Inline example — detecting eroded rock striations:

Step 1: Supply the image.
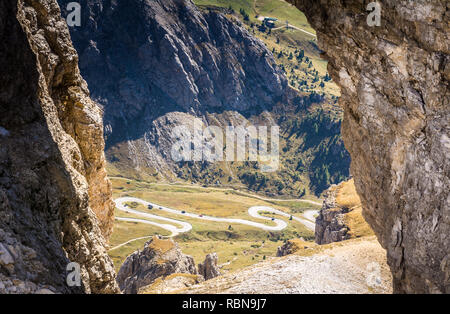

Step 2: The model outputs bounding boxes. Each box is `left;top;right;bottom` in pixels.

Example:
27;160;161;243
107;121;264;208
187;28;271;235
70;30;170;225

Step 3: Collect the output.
0;0;117;293
288;0;449;293
116;237;198;294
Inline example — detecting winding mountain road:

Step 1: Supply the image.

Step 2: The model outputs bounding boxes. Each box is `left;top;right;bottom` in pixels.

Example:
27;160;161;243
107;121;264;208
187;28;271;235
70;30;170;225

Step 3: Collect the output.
111;196;319;250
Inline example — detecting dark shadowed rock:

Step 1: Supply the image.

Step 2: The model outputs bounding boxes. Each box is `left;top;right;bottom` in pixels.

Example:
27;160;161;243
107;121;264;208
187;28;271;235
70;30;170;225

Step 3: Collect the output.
58;0;287;144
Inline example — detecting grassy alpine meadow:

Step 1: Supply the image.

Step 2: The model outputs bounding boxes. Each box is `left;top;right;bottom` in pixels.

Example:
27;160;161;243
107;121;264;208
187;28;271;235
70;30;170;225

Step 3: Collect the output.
194;0;314;33
108;177;318;272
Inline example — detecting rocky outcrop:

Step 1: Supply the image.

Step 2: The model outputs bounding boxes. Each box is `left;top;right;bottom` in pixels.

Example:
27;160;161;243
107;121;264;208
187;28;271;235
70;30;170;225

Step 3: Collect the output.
288;0;449;293
277;238;314;257
0;0;118;293
315;185;351;245
116;237;197;294
198;253;220;280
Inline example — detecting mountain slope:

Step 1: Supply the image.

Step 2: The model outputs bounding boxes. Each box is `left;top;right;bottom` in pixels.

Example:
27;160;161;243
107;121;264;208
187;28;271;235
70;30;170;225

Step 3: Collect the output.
60;0;287;140
287;0;449;293
59;0;350;196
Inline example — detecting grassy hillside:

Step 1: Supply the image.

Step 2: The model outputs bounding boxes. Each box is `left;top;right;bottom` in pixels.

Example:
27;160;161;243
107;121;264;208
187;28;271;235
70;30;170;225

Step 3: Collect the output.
254;0;314;32
107;0;349;198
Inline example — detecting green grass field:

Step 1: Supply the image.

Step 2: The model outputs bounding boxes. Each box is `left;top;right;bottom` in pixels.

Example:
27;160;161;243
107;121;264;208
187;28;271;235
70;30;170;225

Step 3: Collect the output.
194;0;339;97
194;0;254;15
108;177;318;272
194;0;314;33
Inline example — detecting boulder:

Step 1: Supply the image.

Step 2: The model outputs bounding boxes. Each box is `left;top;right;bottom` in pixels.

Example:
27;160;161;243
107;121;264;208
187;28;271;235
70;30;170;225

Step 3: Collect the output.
116;237;197;294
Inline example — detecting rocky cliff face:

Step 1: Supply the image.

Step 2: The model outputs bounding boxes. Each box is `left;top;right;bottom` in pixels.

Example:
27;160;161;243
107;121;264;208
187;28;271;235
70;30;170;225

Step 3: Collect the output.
57;0;350;196
116;237;197;294
288;0;449;293
0;0;117;293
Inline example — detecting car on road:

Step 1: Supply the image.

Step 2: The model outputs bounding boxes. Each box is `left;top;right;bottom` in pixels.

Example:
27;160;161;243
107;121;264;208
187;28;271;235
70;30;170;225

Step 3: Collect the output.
181;210;186;214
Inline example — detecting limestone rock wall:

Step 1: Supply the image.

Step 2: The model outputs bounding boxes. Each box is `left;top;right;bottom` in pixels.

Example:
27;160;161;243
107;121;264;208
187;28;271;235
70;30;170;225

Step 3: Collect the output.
0;0;117;293
287;0;449;293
